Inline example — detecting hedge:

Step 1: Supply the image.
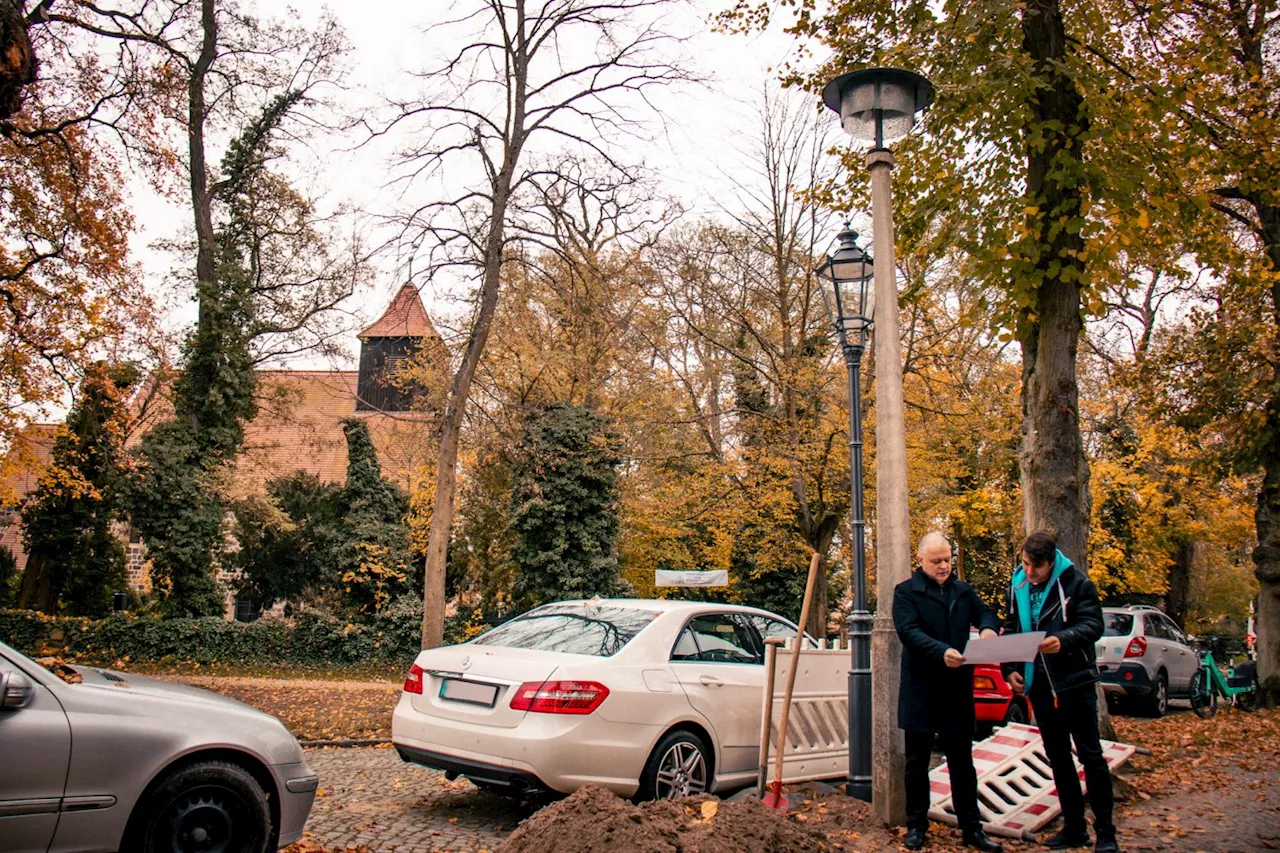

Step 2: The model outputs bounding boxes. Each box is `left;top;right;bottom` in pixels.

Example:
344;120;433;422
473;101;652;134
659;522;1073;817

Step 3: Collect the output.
0;603;428;667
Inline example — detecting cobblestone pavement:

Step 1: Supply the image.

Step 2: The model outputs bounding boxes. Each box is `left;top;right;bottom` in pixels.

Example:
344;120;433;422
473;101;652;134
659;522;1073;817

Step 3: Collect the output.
302;747;536;852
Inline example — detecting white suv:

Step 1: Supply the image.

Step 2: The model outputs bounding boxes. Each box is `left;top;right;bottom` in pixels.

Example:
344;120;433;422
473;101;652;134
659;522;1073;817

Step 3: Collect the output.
1096;605;1199;717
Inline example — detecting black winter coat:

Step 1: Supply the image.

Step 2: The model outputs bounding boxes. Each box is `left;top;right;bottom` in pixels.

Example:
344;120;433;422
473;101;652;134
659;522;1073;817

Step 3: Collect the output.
893;570;1002;733
999;565;1104;696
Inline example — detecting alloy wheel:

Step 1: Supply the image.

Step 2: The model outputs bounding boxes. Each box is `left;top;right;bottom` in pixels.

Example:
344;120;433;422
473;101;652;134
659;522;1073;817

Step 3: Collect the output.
654;741;708;799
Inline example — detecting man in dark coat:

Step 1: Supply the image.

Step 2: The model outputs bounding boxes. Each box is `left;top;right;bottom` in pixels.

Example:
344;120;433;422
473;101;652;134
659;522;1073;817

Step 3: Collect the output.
1001;530;1117;853
893;531;1003;852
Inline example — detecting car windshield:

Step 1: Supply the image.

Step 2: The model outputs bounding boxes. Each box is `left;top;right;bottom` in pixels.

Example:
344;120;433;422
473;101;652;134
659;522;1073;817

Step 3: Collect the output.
472;604;660;657
1103;613;1134;637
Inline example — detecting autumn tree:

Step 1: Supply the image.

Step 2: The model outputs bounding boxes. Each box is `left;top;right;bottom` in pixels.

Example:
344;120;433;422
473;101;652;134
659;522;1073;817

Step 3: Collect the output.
1133;0;1277;705
62;0;358;616
718;0;1205;578
444;159;666;620
129;81;345;615
636;90;851;635
17;362;136;616
509;402;625;607
895;255;1024;610
334;417;414;614
376;0;693;648
229;470;343;611
0;10;157;451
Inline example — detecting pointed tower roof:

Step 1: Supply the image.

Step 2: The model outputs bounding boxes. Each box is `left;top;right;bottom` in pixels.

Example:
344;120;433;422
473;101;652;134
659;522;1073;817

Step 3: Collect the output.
358;283;438;340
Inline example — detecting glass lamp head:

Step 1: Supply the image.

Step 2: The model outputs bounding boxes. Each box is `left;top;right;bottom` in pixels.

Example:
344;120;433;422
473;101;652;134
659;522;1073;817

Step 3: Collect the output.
822;68;934;148
817;226;874;341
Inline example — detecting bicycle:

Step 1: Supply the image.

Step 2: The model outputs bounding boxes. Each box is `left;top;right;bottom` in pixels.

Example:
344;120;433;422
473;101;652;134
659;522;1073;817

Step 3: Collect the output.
1189;651;1258;717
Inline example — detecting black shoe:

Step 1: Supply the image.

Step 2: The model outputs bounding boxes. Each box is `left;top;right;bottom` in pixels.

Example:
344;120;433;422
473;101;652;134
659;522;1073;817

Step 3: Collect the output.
904;826;927;850
1094;833;1119;853
963;828;1005;852
1043;828;1091;849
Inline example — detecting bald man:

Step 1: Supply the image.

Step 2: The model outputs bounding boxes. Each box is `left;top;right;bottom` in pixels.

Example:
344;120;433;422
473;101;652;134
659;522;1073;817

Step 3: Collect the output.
893;532;1003;852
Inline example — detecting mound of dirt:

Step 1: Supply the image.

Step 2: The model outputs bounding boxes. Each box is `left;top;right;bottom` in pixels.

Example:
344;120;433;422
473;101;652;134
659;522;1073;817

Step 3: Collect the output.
495;786;831;853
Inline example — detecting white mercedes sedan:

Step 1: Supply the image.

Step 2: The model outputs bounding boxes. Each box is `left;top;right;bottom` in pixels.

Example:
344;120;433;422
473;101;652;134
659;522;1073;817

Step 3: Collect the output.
391;598;811;801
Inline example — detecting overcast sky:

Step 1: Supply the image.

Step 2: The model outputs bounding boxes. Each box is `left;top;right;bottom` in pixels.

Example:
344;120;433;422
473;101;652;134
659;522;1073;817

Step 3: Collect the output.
127;1;831;369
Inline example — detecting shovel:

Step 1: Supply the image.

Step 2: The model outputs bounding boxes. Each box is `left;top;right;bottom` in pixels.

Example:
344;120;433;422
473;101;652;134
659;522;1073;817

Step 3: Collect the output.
762;550;821;814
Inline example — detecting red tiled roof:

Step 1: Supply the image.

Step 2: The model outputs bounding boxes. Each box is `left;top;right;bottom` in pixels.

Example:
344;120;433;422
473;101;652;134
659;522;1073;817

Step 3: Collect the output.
358;283;439;340
0;422;60;506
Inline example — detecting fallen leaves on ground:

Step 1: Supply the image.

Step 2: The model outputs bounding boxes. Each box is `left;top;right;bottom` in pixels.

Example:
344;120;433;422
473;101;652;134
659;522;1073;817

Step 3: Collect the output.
165;675;399;741
1114;706;1280;794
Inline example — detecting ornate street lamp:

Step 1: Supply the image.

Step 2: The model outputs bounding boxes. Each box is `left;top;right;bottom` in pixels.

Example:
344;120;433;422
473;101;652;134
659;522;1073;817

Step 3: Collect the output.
816;225;874;803
822;66;933;823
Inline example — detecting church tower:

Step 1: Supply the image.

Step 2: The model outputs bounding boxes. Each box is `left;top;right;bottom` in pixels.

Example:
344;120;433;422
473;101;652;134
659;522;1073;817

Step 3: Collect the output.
355;284;437;413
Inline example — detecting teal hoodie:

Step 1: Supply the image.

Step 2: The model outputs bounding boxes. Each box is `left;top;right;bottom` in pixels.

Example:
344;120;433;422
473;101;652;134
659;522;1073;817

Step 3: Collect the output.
1011;549;1073;694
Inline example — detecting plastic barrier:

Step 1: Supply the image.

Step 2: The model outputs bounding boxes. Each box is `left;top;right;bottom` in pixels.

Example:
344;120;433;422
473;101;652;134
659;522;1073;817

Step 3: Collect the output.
928;722;1136;840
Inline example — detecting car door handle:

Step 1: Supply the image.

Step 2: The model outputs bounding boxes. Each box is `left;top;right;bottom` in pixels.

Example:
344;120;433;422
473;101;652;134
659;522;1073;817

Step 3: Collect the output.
699;675;724;687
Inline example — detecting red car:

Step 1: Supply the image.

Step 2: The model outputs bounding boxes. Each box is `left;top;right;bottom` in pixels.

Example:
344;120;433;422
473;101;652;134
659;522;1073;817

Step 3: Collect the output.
972;663;1028;738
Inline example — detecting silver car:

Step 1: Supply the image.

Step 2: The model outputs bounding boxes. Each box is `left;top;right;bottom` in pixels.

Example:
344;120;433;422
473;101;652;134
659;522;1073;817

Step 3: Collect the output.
1095;605;1199;717
0;640;317;852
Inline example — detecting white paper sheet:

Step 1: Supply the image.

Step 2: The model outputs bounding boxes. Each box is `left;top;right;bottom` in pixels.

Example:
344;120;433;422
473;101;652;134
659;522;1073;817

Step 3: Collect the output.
962;631;1047;664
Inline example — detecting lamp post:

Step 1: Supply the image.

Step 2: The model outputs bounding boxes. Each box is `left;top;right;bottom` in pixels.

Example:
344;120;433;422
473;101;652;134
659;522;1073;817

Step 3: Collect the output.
822;67;933;825
816;225;874;803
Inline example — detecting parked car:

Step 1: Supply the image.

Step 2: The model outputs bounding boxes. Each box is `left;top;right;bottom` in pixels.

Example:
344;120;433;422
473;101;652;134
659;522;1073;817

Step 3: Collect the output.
391;598;815;801
1096;604;1199;716
972;663;1028;738
0;640;317;853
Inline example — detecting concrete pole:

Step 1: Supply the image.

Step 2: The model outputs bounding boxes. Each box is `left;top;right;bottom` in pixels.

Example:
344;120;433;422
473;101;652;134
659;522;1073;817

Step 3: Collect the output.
867;147;911;827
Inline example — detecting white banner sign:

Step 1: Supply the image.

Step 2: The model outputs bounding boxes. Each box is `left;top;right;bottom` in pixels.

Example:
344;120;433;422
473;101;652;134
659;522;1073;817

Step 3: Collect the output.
655;570;729;587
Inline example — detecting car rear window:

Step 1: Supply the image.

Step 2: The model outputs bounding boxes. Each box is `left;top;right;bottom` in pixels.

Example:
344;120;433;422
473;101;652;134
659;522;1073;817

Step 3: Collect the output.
1103;613;1133;637
472;604;660;657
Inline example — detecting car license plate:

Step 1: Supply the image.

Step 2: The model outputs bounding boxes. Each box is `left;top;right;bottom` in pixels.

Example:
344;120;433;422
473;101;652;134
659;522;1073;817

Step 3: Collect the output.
439;678;499;708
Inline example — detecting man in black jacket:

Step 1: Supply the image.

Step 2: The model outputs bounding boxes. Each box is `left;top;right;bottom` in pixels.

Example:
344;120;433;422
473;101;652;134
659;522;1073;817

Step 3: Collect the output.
893;532;1003;852
1001;530;1117;853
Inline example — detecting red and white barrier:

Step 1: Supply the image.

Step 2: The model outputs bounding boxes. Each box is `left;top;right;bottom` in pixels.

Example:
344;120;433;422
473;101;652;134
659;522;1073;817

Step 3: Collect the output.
928;722;1137;840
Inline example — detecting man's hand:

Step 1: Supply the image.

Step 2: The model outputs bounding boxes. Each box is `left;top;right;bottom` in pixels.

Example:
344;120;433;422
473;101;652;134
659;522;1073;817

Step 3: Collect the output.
1038;635;1062;654
1007;671;1024;693
979;629;997;640
944;648;965;668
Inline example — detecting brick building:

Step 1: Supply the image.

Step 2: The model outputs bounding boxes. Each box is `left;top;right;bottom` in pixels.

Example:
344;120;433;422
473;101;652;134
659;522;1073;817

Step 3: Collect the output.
0;284;440;609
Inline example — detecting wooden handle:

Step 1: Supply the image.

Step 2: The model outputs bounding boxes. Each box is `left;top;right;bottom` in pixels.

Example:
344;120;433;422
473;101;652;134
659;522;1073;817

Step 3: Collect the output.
771;550;821;787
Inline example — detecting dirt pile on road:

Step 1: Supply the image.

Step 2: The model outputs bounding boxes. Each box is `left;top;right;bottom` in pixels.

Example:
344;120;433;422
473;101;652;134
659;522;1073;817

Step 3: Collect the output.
495;786;831;853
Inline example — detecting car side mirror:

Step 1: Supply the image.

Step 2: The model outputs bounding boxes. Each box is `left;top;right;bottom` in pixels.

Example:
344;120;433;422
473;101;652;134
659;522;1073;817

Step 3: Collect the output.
0;670;33;710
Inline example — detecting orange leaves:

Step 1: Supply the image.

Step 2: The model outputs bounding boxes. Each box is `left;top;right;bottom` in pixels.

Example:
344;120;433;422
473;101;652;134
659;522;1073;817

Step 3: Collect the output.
0;55;155;448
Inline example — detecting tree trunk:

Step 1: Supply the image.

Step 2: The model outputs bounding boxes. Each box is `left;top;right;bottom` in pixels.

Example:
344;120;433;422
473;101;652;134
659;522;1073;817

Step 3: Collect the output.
421;162;520;649
1018;0;1090;564
16;549;57;613
1251;199;1280;707
187;0;217;436
1020;0;1115;735
0;0;37;120
1165;538;1194;629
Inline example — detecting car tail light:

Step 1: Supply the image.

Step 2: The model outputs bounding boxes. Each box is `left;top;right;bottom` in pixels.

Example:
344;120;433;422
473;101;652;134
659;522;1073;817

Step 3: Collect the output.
510;680;610;714
403;663;425;694
1124;637;1147;658
973;675;997;691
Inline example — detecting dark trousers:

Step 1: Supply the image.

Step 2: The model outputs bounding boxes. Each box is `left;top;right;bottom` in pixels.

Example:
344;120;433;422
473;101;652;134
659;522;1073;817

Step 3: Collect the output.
1028;682;1115;836
904;728;981;832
